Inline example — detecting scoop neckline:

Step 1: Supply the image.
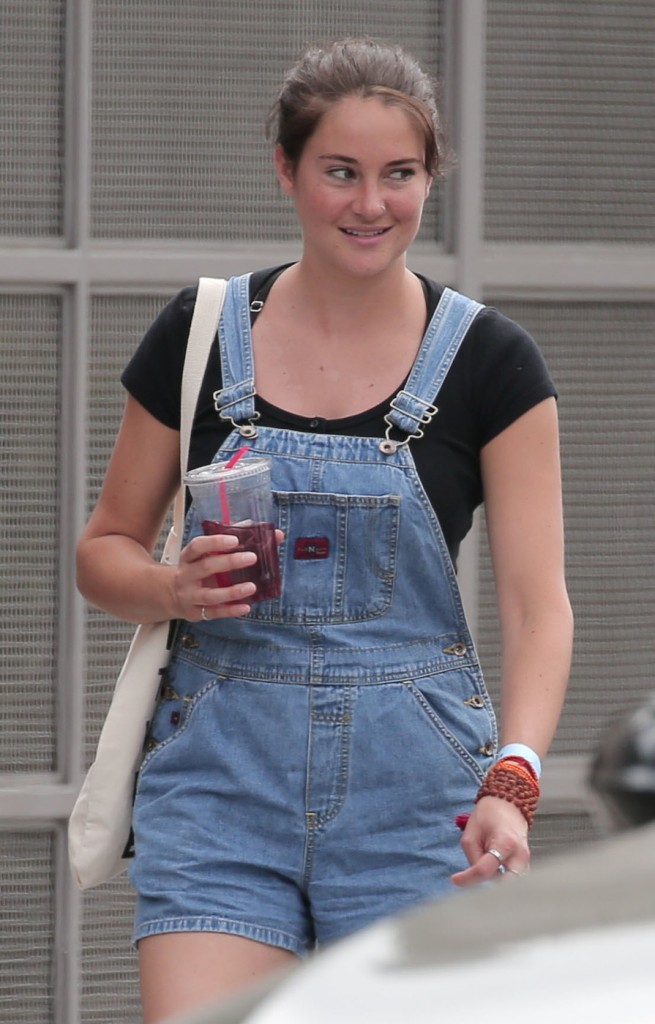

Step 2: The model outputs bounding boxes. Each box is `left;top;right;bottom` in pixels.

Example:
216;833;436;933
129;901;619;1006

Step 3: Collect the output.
254;392;398;430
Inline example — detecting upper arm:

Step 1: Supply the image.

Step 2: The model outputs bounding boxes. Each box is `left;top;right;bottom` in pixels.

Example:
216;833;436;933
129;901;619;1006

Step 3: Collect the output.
80;395;181;556
481;397;567;616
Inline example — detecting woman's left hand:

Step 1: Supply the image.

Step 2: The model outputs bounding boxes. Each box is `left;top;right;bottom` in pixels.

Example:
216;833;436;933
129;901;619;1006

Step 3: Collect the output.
451;796;530;886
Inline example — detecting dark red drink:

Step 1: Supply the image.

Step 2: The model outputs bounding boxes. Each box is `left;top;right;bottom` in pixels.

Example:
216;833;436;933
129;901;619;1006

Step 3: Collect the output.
201;520;281;602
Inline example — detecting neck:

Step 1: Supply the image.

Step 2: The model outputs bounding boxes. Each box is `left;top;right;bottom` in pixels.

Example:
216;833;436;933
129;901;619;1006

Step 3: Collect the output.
284;258;419;333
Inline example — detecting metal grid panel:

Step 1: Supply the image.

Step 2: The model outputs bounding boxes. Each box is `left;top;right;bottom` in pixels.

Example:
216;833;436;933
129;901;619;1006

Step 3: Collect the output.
530;810;600;861
477;300;655;754
90;0;442;242
0;831;55;1023
81;876;140;1024
0;294;60;772
485;1;655;242
0;1;65;238
84;294;170;765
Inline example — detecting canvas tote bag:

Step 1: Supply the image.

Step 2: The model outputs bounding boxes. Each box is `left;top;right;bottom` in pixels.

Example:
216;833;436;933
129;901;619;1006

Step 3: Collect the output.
68;277;227;890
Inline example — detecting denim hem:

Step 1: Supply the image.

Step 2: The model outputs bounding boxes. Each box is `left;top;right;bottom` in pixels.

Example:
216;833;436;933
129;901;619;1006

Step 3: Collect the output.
132;915;307;957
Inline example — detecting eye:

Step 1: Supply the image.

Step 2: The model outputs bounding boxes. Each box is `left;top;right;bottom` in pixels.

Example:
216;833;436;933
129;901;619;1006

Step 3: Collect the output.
327;166;357;181
388;167;417;182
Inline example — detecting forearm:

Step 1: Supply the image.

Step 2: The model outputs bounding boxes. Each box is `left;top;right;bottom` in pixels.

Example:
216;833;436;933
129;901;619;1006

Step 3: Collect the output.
497;595;574;760
76;534;179;624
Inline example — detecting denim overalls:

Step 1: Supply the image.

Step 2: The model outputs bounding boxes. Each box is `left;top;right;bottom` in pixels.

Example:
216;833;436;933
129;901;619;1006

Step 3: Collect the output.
130;275;497;955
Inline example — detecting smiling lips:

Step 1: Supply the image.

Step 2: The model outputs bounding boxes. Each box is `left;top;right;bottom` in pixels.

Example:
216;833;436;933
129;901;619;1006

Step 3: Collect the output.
341;226;391;238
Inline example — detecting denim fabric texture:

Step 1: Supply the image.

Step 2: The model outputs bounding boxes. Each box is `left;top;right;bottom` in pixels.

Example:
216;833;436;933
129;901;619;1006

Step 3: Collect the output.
130;276;496;955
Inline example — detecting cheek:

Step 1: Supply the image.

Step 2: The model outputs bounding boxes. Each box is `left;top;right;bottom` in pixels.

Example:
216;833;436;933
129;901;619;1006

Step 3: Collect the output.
394;191;427;223
301;187;345;222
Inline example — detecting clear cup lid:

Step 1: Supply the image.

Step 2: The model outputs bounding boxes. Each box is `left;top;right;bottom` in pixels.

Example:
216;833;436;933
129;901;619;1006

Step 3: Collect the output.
184;457;271;485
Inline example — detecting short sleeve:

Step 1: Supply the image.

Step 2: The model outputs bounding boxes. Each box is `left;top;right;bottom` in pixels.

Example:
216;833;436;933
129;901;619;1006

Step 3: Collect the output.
121;285;198;430
469;306;557;447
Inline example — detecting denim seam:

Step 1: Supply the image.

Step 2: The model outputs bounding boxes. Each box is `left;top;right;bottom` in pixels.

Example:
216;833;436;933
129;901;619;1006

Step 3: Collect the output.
133;914;306;956
404;681;490;781
137;675;222;777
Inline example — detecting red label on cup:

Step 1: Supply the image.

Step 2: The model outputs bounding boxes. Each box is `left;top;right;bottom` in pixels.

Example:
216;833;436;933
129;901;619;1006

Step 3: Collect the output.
294;537;330;560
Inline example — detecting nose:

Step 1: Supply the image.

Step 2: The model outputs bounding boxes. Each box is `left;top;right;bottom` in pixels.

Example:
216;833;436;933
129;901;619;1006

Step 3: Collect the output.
351;181;386;220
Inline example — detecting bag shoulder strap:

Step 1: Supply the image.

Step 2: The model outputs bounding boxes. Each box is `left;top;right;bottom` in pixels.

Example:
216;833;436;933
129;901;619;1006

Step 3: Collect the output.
167;277;227;563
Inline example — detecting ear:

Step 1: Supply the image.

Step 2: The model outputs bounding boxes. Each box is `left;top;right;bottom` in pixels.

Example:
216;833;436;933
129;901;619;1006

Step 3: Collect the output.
274;144;295;196
424;175;433;200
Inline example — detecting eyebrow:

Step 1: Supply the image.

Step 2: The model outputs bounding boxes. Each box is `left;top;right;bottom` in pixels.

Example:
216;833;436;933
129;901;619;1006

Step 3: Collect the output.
318;154;423;167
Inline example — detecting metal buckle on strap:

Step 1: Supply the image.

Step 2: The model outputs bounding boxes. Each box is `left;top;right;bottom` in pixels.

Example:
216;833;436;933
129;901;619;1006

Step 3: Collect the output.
379;394;439;455
379;423;410;456
389;390;439;428
220;412;260;438
213;385;260;438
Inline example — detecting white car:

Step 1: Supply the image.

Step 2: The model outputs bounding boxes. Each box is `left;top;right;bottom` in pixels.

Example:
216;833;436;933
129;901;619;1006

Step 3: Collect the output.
176;821;655;1024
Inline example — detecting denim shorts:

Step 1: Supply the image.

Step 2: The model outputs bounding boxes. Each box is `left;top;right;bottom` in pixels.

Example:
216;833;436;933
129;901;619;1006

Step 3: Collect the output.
129;639;491;956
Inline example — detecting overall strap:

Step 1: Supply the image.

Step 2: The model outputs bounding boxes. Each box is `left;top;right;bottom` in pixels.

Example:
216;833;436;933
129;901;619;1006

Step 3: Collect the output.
380;287;484;455
213;273;260;438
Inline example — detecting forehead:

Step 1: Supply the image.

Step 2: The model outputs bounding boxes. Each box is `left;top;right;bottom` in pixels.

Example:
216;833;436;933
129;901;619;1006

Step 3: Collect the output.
307;95;425;158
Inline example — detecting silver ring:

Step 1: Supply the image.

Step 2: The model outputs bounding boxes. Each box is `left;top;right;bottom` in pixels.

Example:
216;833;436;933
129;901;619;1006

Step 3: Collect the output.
200;606;209;621
486;848;504;864
497;863;507;875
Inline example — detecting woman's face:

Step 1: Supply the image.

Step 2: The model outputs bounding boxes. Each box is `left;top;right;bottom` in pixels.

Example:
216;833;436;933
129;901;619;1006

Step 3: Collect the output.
275;96;432;280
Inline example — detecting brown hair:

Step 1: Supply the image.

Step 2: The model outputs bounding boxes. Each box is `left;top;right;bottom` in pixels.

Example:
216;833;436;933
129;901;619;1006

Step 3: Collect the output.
267;39;450;177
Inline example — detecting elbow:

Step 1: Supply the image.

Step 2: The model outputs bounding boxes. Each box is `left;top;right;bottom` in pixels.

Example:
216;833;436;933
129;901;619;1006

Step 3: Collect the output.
75;535;99;602
75;540;90;599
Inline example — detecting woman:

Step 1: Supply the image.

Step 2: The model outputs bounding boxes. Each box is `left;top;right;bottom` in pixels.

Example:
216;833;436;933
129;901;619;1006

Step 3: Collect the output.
77;39;573;1023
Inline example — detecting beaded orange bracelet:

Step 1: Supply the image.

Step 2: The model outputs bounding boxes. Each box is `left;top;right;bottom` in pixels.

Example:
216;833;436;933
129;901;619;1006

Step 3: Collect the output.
496;759;539;792
475;758;540;829
501;754;540;785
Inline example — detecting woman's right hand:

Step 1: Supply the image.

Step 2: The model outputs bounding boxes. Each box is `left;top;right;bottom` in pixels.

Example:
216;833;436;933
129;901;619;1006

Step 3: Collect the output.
174;528;285;621
174;533;258;620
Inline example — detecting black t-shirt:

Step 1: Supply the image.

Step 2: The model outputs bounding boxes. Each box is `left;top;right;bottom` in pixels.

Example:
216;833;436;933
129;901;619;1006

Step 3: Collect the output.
122;266;556;564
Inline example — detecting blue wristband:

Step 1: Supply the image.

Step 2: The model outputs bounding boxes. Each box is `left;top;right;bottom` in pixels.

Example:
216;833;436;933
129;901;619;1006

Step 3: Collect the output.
497;743;542;779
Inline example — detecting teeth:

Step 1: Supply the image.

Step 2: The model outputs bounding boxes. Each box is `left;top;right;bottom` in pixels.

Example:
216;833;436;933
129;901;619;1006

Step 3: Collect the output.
343;228;386;237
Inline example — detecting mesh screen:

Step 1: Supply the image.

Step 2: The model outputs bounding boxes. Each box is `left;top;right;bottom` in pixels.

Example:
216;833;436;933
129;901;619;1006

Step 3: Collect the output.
0;2;65;238
0;831;55;1023
530;810;600;861
485;1;655;242
84;294;170;765
81;875;140;1024
91;0;442;242
476;300;655;755
0;294;60;772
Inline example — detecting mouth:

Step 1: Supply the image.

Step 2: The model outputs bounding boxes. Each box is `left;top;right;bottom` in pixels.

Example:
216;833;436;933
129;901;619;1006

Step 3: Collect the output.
340;227;391;238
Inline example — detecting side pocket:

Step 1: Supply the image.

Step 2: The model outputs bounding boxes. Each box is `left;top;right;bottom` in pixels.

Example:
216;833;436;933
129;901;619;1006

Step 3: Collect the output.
139;659;221;772
404;670;497;781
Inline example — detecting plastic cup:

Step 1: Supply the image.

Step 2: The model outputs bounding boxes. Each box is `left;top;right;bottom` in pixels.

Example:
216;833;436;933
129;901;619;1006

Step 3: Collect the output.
184;457;281;602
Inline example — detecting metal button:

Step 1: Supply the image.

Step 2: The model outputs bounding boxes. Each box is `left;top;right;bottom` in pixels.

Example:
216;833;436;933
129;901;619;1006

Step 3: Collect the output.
443;642;468;657
464;695;485;709
180;633;199;649
479;741;495;757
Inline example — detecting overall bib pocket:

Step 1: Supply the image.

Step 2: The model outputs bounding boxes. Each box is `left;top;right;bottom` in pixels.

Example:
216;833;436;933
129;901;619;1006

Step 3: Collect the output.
248;490;401;624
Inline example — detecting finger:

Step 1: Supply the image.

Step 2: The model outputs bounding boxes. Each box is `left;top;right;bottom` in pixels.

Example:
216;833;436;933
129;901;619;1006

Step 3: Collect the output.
181;533;240;562
198;581;257;619
451;850;507;888
200;549;258;579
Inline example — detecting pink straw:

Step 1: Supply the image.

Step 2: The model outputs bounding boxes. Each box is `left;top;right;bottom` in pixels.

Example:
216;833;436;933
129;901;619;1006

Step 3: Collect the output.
219;445;250;523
